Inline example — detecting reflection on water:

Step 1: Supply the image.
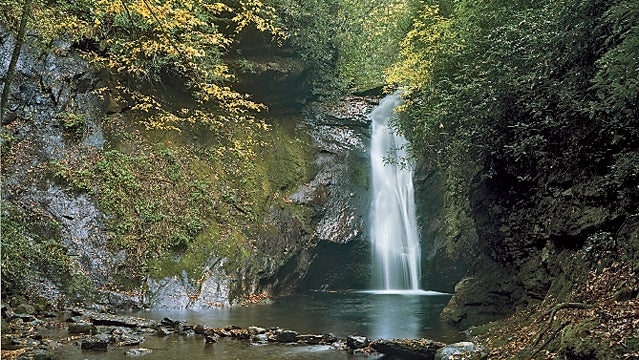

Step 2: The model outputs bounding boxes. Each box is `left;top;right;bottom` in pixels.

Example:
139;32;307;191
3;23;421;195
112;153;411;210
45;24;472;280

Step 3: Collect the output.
53;291;461;359
132;291;460;341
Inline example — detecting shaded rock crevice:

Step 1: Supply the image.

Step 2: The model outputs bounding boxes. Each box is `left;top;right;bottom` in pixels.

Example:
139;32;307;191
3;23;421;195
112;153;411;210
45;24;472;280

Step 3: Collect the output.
293;96;380;291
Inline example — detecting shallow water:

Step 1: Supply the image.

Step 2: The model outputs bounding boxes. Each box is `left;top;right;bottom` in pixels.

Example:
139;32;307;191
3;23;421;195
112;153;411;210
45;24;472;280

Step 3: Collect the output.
54;337;359;360
53;291;461;359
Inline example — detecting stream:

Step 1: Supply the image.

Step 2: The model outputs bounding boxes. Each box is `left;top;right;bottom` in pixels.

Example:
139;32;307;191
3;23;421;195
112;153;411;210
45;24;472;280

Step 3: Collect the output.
51;291;461;359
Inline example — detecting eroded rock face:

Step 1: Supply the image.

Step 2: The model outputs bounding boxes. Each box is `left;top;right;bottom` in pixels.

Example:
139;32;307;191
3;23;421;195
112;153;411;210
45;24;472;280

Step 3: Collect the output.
293;97;375;244
293;96;380;290
2;25;300;309
230;27;309;110
1;25;120;304
2;22;379;308
433;120;639;329
145;266;233;309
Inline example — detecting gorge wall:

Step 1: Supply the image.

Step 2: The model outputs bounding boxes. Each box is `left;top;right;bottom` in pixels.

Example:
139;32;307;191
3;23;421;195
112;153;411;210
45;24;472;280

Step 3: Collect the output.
0;24;374;310
415;112;639;330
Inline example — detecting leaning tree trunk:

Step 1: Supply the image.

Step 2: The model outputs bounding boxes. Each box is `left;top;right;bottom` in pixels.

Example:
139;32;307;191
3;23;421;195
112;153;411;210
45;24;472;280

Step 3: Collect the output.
1;0;32;124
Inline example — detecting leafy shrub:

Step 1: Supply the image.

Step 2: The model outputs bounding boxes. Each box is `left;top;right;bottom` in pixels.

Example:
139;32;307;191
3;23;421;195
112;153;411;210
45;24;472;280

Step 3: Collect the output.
0;201;91;301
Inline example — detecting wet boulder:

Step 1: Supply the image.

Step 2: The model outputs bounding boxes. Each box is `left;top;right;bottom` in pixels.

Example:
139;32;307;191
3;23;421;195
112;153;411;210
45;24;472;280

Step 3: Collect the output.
205;334;220;343
157;327;173;336
251;333;269;343
347;335;370;349
371;338;446;360
435;342;489;360
274;329;298;343
193;324;207;334
81;333;111;350
68;322;94;334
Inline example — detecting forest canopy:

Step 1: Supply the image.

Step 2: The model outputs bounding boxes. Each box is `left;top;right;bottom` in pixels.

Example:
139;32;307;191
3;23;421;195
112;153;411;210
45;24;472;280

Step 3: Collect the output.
1;0;286;133
1;0;419;131
387;0;638;177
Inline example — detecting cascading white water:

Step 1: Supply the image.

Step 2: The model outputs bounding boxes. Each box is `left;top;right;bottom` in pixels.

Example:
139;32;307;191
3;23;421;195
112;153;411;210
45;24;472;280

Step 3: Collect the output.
369;93;422;292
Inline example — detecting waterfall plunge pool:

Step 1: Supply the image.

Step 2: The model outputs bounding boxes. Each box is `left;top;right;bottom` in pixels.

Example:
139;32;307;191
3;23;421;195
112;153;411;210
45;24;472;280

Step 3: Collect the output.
129;291;459;341
49;94;462;359
51;291;461;359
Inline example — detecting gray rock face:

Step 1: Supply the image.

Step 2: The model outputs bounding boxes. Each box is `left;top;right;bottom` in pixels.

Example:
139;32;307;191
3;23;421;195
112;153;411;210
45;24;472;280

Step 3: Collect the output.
145;261;233;309
293;96;379;290
292;97;375;245
46;185;122;287
1;24;119;305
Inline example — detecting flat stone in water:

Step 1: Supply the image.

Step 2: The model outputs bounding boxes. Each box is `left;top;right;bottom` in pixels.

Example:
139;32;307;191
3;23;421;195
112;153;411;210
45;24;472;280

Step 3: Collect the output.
125;348;153;356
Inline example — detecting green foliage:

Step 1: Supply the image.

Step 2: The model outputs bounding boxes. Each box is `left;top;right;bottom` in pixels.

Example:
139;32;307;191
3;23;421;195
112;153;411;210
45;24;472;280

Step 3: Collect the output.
267;0;416;96
590;0;639;121
386;0;639;252
389;0;638;182
267;0;343;96
0;201;91;301
0;0;281;133
334;0;417;92
57;111;88;135
51;115;313;288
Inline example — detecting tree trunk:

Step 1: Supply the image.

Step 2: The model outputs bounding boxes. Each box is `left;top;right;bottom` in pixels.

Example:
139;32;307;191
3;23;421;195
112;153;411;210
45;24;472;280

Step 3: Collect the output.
1;0;32;124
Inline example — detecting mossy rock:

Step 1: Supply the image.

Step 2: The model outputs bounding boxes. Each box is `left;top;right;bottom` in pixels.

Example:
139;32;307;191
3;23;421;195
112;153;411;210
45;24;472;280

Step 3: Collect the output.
1;318;9;332
559;320;611;360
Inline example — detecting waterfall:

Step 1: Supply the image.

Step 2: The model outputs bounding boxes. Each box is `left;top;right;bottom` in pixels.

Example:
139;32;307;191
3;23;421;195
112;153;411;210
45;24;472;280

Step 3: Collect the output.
369;93;422;292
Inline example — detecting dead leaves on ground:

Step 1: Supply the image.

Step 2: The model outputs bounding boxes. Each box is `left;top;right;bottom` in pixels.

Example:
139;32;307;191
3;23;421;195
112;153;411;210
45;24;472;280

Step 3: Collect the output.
472;260;639;359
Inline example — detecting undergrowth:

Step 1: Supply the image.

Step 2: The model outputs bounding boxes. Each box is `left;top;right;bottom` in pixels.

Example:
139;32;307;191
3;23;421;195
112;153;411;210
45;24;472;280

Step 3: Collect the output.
49;114;314;291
